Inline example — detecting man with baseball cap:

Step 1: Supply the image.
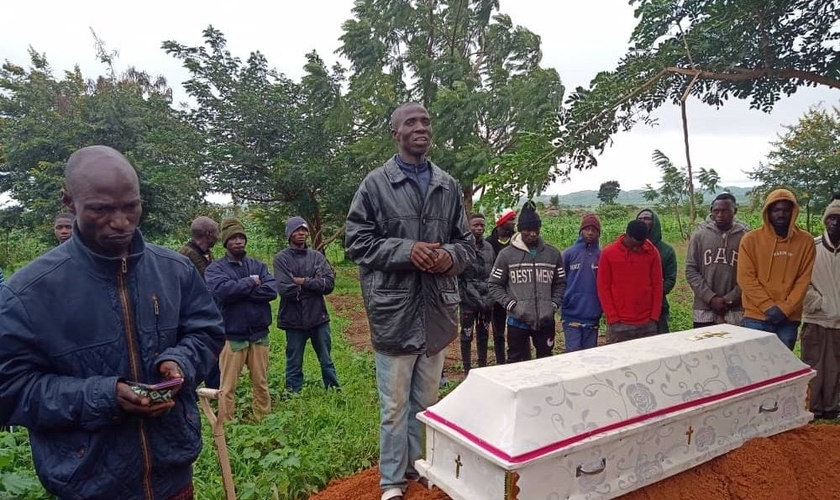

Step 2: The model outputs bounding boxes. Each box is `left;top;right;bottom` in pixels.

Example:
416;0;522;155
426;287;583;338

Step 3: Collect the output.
486;208;516;364
273;216;339;393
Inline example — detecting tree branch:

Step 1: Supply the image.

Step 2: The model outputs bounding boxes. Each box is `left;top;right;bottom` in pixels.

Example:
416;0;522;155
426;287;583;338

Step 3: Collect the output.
665;66;840;89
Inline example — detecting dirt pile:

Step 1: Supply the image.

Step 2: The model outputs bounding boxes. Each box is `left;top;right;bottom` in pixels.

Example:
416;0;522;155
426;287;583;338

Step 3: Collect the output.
308;424;840;500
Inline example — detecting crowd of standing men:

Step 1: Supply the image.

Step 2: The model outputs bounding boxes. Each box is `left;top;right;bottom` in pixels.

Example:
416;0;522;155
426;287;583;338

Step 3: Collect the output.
0;101;837;500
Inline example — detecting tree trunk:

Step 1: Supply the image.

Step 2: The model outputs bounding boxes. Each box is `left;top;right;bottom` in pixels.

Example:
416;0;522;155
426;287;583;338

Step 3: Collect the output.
463;184;474;216
681;101;697;228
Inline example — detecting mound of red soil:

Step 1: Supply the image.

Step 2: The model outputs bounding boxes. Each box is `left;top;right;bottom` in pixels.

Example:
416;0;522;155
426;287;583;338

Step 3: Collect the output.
309;424;840;500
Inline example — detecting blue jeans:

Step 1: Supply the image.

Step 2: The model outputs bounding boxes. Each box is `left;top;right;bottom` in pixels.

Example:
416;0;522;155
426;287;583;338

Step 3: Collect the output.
563;321;599;352
375;349;446;494
742;318;800;351
284;323;340;392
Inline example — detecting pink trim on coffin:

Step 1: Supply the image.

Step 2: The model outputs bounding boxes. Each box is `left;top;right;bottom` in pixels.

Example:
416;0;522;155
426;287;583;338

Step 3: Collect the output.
422;367;814;464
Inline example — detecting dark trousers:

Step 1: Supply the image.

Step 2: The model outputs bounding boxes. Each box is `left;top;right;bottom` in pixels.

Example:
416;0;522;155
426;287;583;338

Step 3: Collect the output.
801;323;840;418
491;303;507;364
460;307;491;374
507;321;555;363
607;320;658;344
693;321;717;328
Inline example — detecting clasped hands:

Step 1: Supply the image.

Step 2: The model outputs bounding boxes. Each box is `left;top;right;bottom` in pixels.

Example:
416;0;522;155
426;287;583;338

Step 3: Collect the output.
410;242;453;273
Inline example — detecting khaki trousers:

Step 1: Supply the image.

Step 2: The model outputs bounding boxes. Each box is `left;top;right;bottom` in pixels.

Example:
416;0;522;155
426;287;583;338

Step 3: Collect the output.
218;341;271;423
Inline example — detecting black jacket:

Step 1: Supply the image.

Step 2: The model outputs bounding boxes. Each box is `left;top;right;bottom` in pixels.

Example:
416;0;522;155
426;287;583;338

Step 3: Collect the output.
206;255;277;342
345;157;475;355
458;239;495;311
273;246;334;330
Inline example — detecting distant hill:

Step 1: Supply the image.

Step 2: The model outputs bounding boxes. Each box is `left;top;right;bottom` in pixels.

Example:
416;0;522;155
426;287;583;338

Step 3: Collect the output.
533;186;754;208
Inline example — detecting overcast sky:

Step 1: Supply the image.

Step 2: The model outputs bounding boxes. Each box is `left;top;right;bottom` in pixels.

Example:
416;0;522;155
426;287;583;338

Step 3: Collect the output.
2;0;836;195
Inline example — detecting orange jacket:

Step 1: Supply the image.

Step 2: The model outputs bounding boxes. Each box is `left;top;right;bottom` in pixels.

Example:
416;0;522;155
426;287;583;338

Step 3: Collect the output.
737;189;816;321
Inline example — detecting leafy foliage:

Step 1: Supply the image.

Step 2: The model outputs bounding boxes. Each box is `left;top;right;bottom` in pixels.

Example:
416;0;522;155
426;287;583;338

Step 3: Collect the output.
597;180;621;205
748;105;840;232
552;0;840;174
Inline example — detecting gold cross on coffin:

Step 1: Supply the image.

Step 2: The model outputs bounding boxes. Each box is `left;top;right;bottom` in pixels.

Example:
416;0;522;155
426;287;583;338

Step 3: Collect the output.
685;426;694;445
455;454;463;478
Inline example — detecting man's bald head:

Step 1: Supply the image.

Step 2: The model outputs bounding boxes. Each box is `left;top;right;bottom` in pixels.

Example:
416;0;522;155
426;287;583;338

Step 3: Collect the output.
390;102;426;132
64;145;139;197
191;216;218;237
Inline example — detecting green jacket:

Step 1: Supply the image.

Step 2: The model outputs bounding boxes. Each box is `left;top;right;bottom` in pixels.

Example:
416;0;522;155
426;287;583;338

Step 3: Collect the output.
638;209;677;315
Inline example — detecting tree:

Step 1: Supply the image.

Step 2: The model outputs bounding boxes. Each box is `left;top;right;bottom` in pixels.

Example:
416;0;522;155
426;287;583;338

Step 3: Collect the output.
548;194;560;209
163;27;361;250
597;180;621;205
748;105;840;232
338;0;564;213
0;43;207;240
552;0;839;184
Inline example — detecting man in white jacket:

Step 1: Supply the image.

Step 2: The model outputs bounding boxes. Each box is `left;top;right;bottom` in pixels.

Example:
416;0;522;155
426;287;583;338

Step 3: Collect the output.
801;195;840;420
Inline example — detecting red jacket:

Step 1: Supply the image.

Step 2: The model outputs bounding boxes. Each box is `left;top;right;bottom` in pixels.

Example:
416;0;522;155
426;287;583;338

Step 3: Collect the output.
597;235;664;325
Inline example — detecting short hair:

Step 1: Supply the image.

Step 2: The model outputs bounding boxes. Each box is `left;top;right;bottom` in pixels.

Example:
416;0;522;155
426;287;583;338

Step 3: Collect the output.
712;193;737;208
54;212;75;223
626;219;649;241
469;213;485;221
190;216;218;238
390;102;425;131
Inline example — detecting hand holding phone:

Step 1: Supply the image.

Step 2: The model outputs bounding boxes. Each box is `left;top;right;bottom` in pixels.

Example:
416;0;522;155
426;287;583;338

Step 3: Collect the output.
116;380;180;416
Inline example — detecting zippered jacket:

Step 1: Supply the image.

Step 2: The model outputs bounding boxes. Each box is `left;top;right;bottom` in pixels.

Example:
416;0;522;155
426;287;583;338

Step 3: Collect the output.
458;239;495;311
803;234;840;328
345;157;475;355
0;228;225;500
273;246;335;330
597;234;663;325
206;255;277;342
637;209;677;316
561;235;602;324
685;218;749;312
488;233;566;330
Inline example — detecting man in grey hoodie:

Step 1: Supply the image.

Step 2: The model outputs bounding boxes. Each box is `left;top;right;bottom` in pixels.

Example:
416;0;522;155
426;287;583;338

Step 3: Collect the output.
685;193;749;327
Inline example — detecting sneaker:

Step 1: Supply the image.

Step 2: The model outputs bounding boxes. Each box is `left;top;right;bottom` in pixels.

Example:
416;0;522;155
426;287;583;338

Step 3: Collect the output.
439;376;449;388
381;487;403;500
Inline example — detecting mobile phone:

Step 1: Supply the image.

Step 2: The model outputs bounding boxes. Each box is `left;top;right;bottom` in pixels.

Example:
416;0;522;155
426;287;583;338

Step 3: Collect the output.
127;378;184;404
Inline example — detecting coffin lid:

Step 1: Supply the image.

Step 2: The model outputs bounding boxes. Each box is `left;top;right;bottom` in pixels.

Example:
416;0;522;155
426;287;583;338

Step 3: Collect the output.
422;324;812;465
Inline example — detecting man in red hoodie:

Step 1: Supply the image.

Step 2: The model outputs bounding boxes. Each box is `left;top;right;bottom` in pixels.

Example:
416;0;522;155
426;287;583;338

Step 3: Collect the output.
597;219;663;343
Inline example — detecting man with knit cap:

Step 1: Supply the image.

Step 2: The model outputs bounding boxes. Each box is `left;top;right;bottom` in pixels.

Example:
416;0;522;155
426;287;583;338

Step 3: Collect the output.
273;216;339;393
637;208;677;333
206;218;277;422
685;193;749;327
737;189;816;351
486;208;516;364
345;102;474;500
598;220;663;343
488;202;565;363
800;194;840;419
561;213;602;351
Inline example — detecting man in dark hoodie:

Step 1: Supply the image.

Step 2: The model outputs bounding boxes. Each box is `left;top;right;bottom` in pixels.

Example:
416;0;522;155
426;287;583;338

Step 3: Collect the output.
488;202;566;363
637;209;677;333
737;189;816;350
273;216;339;393
685;193;749;327
345;102;474;500
561;213;602;351
458;213;496;374
206;218;278;423
486;208;516;364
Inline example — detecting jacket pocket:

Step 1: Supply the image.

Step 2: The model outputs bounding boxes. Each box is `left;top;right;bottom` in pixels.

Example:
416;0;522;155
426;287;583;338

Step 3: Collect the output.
148;394;202;468
368;289;412;349
31;429;101;493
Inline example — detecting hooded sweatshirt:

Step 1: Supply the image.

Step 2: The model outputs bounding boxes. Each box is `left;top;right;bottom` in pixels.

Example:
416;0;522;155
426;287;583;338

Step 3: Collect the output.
597;234;663;325
685;217;750;315
561;234;602;324
637;209;677;317
737;189;816;322
802;199;840;329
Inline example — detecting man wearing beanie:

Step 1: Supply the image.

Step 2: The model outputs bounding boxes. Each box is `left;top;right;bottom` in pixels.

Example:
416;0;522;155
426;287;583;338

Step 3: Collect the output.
206;218;278;423
273;216;339;393
800;194;840;419
737;189;816;350
486;208;516;364
488;201;565;363
637;208;677;333
561;213;603;351
345;102;474;500
597;219;663;343
685;193;749;327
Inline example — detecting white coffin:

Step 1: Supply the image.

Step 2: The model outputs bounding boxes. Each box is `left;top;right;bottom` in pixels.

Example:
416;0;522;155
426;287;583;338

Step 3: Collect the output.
416;324;814;500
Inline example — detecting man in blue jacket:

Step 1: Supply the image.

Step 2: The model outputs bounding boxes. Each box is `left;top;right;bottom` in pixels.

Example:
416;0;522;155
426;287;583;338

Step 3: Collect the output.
206;218;277;423
273;216;339;393
561;213;603;351
0;145;225;500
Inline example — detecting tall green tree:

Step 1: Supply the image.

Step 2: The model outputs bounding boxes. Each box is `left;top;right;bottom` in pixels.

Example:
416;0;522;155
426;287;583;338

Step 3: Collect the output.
553;0;839;183
748;105;840;232
597;180;621;205
0;45;207;239
163;27;361;249
338;0;564;212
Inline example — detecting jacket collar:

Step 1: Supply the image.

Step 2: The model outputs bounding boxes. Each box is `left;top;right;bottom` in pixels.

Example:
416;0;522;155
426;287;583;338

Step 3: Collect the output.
383;156;450;192
66;225;146;279
821;232;840;253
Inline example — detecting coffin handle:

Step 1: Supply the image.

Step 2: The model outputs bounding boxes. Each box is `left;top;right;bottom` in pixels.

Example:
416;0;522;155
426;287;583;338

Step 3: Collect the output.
759;401;779;413
576;459;606;477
